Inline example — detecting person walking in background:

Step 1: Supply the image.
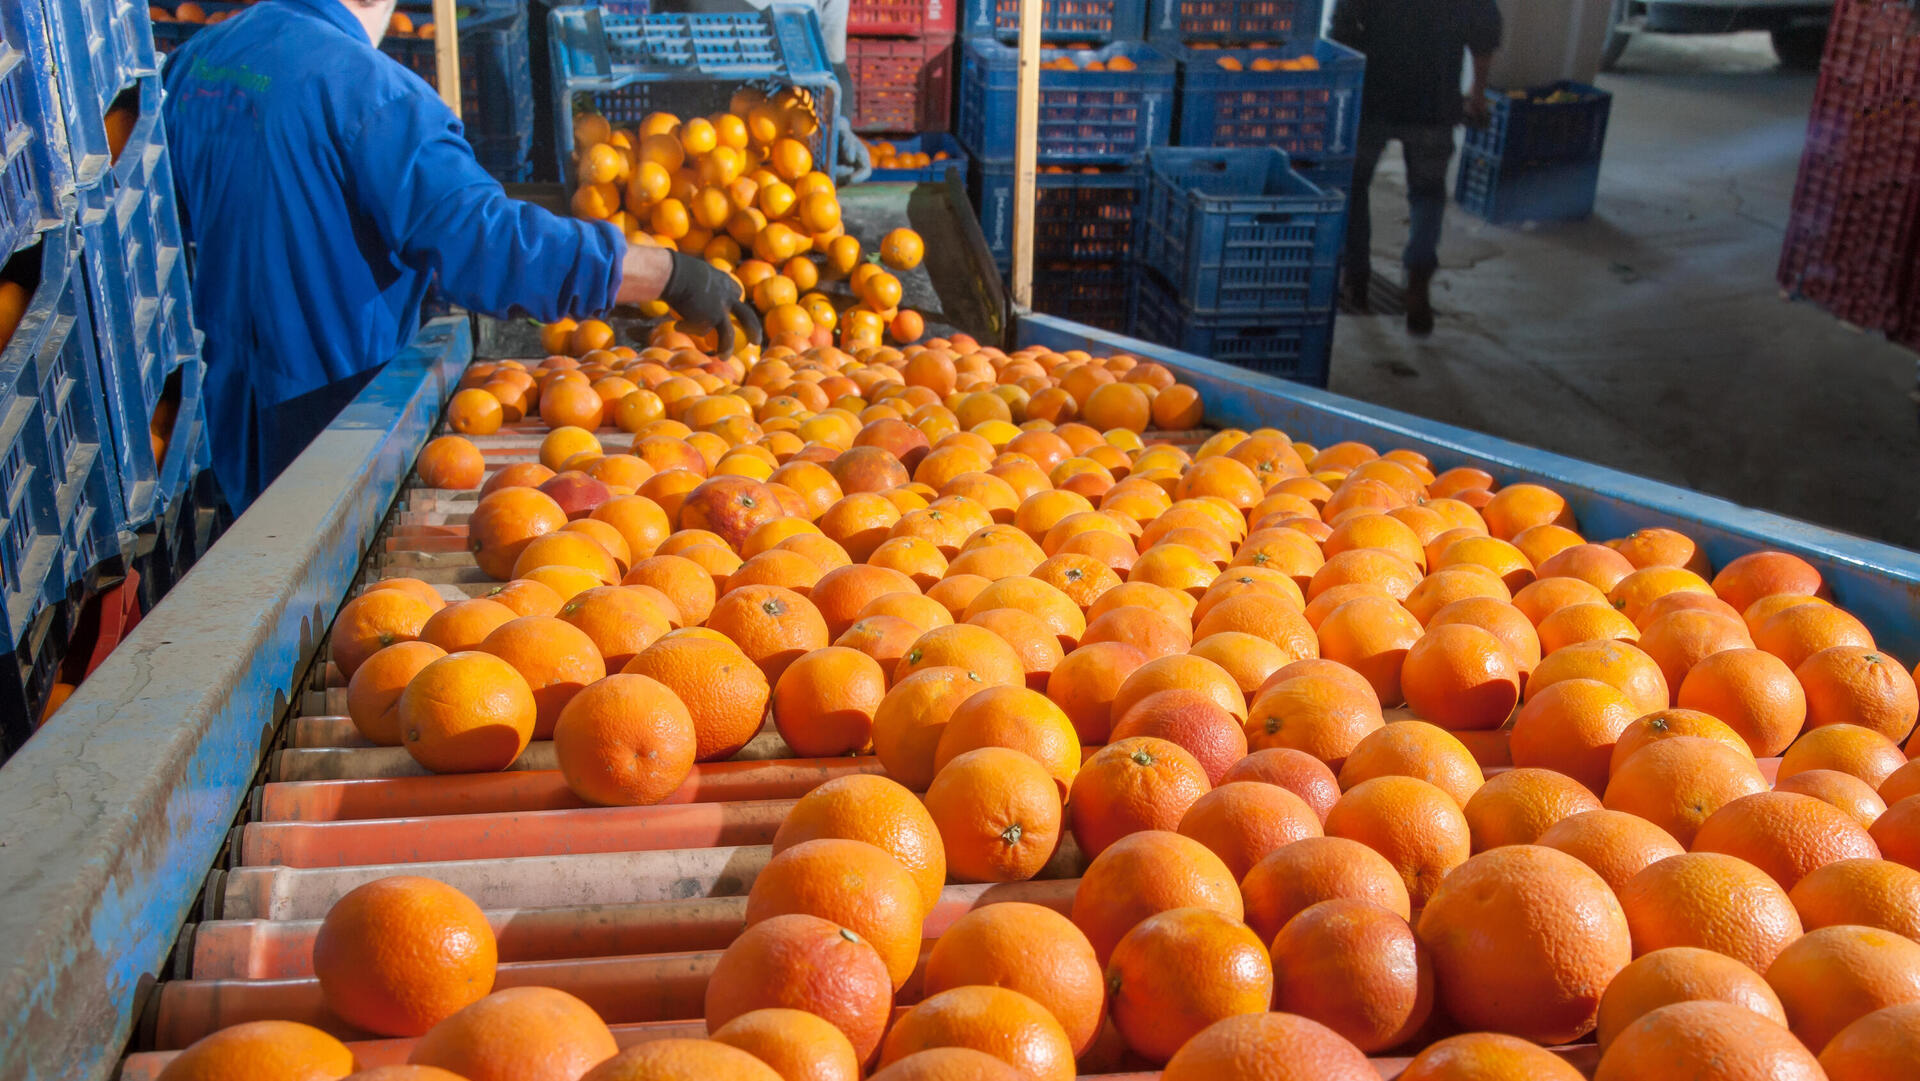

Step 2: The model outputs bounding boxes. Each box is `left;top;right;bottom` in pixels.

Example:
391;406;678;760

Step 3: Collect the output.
1332;0;1503;337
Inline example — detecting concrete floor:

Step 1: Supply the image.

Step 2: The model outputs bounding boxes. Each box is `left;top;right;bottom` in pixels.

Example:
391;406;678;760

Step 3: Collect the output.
1332;31;1920;551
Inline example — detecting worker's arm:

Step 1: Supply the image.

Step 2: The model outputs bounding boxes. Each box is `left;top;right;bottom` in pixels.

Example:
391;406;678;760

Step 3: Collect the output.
1463;0;1505;126
621;246;764;354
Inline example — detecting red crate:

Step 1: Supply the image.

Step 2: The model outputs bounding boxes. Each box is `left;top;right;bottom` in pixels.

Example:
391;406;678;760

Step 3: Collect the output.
849;34;955;134
848;0;957;36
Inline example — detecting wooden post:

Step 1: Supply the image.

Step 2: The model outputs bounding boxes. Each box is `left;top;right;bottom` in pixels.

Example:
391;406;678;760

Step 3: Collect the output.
432;0;462;116
1009;0;1042;310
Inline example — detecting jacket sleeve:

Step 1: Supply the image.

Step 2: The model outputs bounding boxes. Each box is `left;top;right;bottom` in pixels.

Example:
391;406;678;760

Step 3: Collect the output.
1467;0;1504;55
338;83;626;322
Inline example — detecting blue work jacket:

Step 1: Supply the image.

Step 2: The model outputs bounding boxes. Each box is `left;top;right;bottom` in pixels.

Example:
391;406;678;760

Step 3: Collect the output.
162;0;626;509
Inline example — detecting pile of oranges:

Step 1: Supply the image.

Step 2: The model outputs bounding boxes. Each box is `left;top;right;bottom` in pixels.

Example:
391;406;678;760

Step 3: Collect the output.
157;329;1920;1081
567;97;929;353
863;140;955;173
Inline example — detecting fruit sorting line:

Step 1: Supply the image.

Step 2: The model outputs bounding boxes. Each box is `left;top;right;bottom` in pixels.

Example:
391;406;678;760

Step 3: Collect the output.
3;312;1919;1080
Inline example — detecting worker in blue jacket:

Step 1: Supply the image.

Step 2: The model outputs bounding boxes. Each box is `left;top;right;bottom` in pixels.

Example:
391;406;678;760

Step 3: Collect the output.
163;0;760;513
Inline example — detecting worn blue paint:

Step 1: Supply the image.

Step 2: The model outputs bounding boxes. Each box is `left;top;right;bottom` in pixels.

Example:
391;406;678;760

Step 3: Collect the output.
0;319;469;1081
1020;314;1920;661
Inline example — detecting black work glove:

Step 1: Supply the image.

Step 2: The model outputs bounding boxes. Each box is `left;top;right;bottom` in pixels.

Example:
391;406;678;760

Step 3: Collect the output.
660;251;762;356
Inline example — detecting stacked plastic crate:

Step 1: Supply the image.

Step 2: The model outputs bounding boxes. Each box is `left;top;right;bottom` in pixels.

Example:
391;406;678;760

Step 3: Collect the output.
847;0;957;142
1776;0;1920;352
1132;146;1345;384
955;0;1171;331
150;0;538;183
1454;81;1611;225
1153;0;1364;196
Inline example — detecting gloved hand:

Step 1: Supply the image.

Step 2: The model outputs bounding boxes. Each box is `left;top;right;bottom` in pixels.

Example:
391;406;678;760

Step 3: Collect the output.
659;251;762;356
835;124;873;185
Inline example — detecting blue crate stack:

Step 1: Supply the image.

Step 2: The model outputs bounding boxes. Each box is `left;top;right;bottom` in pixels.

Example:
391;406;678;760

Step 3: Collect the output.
150;1;538;184
1;0;207;738
954;0;1168;332
1455;81;1611;226
1120;0;1357;385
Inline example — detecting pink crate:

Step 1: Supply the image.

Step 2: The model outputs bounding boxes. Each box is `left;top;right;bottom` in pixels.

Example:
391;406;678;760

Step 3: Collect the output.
848;0;957;37
849;34;955;133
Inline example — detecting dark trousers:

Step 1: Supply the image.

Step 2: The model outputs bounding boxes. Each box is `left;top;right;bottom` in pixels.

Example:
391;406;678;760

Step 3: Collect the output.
1345;121;1457;275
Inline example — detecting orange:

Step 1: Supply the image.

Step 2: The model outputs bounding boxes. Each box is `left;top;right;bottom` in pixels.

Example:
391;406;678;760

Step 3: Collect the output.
1324;775;1471;908
1046;641;1150;744
877;986;1075;1081
769;646;887;757
1243;659;1384;768
1635;589;1745;632
1269;898;1433;1052
1528;638;1670;715
1112;688;1249;786
1596;945;1788;1051
1507;678;1640;794
923;747;1061;883
621;633;767;761
447;388;505;435
1693;790;1881;891
1610;708;1753;775
483;578;566;619
1064;734;1214;858
1402;568;1511;624
894;624;1026;688
745;837;925;988
577;1039;782;1081
1635;608;1754;699
469;487;571;581
1189;632;1297;701
867;1049;1022;1081
1675;648;1808;756
1080;605;1192;659
1797;646;1919;743
1511;575;1610;624
397;651;537;773
1775;769;1888;829
1617;851;1804;971
1788;857;1920;941
707;584;830;683
409;987;618;1081
1400;624;1521;730
1069;829;1242;964
806;564;919;638
1818;1002;1920;1081
1315;596;1423;705
155;1021;354;1081
1337;720;1485;807
1481;483;1573;540
964;607;1065;690
1755;602;1875;669
1175;781;1322;880
1461;767;1602;851
1764;924;1920;1052
556;586;669;668
551;673;695;805
1780;723;1908;788
1537;601;1641;653
1536;807;1685;893
313;876;496;1036
1106;907;1273;1065
1159;1013;1376;1081
1416;844;1631;1044
346;640;450;746
478;615;606;739
417;435;486;490
1712;550;1826;615
703;913;894;1064
709;1008;860;1081
341;1068;468;1081
331;588;438;679
933;684;1081;793
1396;1032;1586;1081
871;666;991;789
1191;593;1316;659
834;614;922;675
510;531;622;586
1592;1000;1824;1081
1239;834;1410;944
772;773;945;910
1606;734;1766;845
922;902;1103;1055
364;576;448;611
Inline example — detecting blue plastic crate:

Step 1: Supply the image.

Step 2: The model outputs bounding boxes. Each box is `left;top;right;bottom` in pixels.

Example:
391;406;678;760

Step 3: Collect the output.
1291;152;1353;196
960;0;1148;44
1464;81;1612;165
1454;145;1600;225
387;1;538;182
40;0;161;190
1146;0;1323;46
968;157;1145;265
1015;260;1137;333
1131;267;1332;385
1171;38;1364;159
1141;147;1343;313
867;133;970;183
958;38;1175;163
74;77;204;532
150;348;207;515
0;223;118;654
548;5;842;183
0;0;77;256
